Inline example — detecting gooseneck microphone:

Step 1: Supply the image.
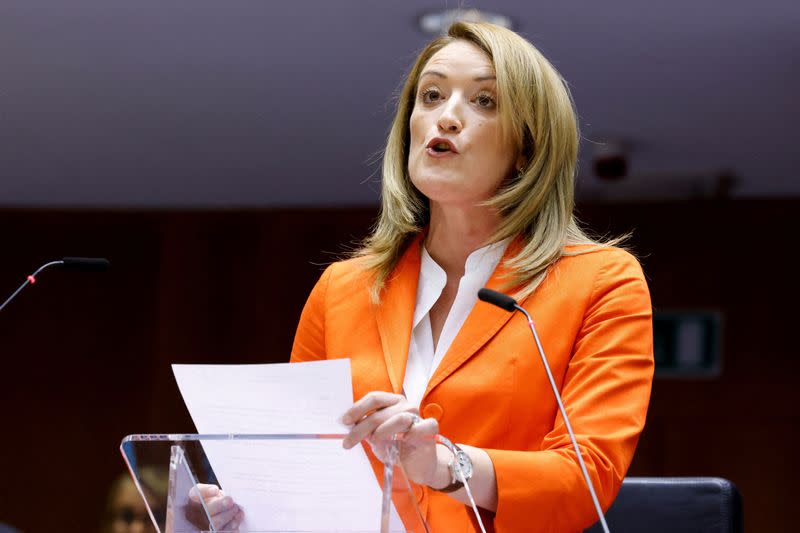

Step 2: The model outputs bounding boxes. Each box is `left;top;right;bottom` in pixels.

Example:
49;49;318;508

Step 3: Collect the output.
477;288;611;533
61;257;111;272
0;257;110;312
476;287;516;311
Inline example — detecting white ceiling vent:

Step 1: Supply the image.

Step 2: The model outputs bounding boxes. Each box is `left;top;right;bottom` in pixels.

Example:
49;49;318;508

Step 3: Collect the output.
419;8;513;35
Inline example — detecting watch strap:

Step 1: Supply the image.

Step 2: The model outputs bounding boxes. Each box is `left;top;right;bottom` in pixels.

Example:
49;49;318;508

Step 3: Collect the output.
437;478;465;493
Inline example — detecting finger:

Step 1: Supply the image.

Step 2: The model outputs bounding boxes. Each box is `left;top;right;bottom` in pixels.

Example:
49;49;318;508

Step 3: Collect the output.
182;491;229;530
371;411;422;443
227;508;245;531
403;417;439;444
189;484;222;503
343;401;409;449
205;494;237;516
222;508;244;531
342;391;403;425
211;505;241;531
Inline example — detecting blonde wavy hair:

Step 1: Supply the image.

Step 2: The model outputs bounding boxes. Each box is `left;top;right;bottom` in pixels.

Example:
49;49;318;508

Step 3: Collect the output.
357;21;618;303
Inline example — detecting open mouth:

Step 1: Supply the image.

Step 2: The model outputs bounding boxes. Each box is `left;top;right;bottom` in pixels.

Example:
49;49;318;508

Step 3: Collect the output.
426;138;458;154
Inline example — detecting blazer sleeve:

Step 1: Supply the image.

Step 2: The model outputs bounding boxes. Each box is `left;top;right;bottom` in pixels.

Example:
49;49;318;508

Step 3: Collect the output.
485;250;654;532
290;264;334;363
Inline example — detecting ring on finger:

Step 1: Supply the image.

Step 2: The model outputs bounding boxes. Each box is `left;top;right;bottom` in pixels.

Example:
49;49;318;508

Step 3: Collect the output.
409;413;422;426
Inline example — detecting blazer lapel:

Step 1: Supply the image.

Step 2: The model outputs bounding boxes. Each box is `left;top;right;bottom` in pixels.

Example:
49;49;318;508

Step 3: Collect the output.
374;235;423;394
423;239;523;397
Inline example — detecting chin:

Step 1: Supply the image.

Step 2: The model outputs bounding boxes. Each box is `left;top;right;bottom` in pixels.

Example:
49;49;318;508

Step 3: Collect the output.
415;183;487;209
413;168;500;203
412;173;458;197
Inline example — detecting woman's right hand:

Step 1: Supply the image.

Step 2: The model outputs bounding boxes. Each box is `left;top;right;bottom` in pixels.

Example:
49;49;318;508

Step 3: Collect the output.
187;484;243;531
341;391;442;487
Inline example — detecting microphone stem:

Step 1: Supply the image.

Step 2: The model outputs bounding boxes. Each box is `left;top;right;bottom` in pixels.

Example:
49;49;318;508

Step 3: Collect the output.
514;304;611;533
0;260;64;312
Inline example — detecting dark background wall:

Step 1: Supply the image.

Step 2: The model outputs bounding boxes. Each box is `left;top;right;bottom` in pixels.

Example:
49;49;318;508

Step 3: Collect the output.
0;199;796;531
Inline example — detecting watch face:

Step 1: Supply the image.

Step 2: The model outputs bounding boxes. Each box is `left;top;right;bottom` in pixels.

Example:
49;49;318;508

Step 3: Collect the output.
455;450;473;481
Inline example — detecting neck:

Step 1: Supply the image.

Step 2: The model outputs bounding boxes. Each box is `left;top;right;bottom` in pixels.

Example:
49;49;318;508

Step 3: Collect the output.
425;202;502;278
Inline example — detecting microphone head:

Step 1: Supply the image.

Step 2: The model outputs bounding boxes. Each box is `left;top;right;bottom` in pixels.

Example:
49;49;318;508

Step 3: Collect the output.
61;257;110;272
477;288;517;312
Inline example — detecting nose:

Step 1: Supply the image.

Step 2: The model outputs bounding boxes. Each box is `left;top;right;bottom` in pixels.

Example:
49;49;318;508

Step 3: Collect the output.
437;97;463;133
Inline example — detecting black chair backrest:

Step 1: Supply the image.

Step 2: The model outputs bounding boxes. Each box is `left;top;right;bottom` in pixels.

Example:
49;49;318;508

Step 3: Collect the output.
585;477;742;533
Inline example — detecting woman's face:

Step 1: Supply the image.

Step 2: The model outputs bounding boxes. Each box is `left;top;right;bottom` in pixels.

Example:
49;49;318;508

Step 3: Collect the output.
408;40;519;208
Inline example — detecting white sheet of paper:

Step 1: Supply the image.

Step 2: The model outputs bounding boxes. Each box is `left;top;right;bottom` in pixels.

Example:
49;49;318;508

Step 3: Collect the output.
172;359;404;532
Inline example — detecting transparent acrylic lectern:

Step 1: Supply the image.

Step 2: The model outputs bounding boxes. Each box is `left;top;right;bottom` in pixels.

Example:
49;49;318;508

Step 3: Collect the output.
120;434;430;533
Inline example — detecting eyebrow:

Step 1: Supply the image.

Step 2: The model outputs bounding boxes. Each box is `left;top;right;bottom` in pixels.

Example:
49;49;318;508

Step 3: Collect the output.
419;70;496;82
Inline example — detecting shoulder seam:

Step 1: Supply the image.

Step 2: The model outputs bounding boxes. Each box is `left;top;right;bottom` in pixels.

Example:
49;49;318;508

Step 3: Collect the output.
585;252;612;322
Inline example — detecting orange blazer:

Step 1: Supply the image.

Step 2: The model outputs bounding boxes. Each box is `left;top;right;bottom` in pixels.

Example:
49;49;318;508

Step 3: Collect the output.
291;234;654;533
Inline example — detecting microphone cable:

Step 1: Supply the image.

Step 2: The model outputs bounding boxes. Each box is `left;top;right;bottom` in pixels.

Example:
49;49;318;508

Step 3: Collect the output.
478;288;611;533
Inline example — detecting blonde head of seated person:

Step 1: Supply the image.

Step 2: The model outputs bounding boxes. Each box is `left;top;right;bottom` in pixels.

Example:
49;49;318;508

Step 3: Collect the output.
102;468;166;533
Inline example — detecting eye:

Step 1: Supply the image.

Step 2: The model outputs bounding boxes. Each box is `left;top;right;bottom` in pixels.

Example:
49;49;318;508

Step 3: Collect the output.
419;87;443;104
475;92;497;109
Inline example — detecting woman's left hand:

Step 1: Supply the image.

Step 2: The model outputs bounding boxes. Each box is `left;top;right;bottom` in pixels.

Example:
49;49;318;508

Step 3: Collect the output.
185;484;243;531
341;391;442;486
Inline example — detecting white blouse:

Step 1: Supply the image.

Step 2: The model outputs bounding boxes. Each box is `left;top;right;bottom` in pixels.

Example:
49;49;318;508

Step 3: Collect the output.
402;240;509;408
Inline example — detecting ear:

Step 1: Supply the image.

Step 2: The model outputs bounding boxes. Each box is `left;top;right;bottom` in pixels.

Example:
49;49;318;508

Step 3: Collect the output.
515;154;527;173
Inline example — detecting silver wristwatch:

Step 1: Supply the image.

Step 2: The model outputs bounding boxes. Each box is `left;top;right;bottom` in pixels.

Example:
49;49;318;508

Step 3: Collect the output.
438;444;473;493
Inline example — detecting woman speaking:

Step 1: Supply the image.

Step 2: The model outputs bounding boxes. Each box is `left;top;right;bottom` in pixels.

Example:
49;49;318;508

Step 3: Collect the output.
290;20;654;533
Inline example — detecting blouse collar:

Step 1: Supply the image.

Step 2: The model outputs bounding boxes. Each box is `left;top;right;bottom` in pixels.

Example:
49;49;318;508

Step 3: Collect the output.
412;239;510;329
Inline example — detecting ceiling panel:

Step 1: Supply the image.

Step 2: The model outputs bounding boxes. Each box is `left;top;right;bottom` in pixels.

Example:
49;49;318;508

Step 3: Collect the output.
0;0;797;206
